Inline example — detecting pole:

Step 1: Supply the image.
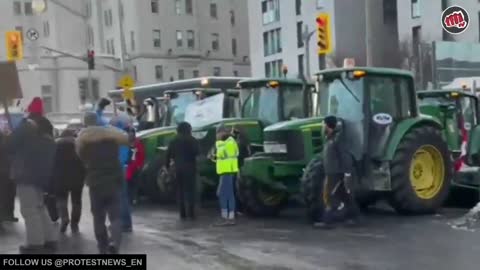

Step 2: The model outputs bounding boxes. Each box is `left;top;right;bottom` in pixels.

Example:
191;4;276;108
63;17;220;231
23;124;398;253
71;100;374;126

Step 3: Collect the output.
365;0;374;66
87;68;93;104
118;0;127;72
319;54;326;71
303;26;316;79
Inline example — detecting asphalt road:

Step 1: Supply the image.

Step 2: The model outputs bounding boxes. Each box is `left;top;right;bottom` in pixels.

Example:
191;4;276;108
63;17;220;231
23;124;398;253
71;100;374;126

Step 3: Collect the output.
1;198;479;270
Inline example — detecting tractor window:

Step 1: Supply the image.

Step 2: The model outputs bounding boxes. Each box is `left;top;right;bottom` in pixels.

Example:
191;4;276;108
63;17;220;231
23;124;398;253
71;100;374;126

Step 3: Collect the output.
281;85;305;120
169;92;198;125
461;97;477;128
318;78;364;121
242;87;279;125
368;77;398;118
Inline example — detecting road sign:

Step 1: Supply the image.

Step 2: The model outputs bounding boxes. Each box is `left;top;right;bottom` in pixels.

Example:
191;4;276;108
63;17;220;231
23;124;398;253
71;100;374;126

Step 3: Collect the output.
118;75;135;100
26;28;39;41
316;13;332;55
5;31;23;61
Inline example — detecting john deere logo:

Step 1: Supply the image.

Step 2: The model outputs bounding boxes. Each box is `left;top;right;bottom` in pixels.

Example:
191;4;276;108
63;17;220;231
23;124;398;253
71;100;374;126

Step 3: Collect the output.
441;5;469;34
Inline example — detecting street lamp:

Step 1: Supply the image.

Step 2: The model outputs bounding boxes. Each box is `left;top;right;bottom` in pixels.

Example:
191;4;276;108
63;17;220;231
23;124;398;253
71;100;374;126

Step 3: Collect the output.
32;0;47;14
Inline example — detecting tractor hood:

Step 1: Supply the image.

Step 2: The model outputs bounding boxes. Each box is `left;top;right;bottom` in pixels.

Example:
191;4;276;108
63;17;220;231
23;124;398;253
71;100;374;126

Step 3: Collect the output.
136;126;177;139
265;117;325;132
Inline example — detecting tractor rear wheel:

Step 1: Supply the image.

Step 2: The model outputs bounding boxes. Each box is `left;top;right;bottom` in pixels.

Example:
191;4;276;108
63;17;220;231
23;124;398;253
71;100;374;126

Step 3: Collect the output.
301;154;325;222
389;126;452;214
237;176;288;217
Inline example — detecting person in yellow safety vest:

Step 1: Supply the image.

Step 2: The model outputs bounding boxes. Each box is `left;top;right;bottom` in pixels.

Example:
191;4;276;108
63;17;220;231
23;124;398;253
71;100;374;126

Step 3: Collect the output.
214;124;239;226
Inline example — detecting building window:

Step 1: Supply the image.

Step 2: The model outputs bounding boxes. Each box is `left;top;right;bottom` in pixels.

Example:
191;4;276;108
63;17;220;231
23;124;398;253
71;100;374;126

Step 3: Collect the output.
265;59;283;77
130;31;135;51
186;0;193;14
295;0;301;15
108;9;113;25
43;21;50;37
41;85;53;113
212;33;219;51
317;0;324;9
111;39;115;55
133;66;138;81
193;70;199;78
233;70;239;77
13;1;21;15
383;0;397;24
104;10;108;25
175;0;182;15
213;67;221;76
153;29;161;48
24;1;33;15
262;0;280;25
151;0;159;13
78;79;100;104
298;54;304;77
263;28;282;56
178;69;185;80
15;26;23;40
87;25;94;46
176;30;183;47
232;38;237;56
411;0;421;18
104;10;113;26
297;21;304;48
230;10;235;25
106;40;111;54
85;1;91;17
187;30;194;49
155;65;163;80
210;2;218;19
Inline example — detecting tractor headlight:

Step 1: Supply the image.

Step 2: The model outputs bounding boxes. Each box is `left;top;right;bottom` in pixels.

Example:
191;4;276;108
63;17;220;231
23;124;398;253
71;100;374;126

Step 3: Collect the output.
264;142;287;154
192;131;208;139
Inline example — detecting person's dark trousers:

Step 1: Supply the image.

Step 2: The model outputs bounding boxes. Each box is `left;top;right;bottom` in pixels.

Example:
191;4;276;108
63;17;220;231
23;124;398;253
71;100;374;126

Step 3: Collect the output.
121;181;132;231
89;188;122;253
176;169;196;219
0;176;17;221
56;186;83;232
232;174;243;213
322;173;360;224
127;177;137;205
44;194;59;222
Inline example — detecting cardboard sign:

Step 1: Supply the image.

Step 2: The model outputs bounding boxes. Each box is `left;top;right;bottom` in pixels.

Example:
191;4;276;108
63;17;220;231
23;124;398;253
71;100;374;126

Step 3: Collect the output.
185;93;225;128
0;61;23;101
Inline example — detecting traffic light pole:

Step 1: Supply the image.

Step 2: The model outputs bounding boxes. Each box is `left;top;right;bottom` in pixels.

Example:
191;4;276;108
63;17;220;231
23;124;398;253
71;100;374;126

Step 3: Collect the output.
319;54;326;71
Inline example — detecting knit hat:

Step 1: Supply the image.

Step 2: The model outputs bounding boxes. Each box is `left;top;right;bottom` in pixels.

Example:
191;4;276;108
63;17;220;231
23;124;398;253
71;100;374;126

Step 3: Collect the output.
83;112;98;127
324;115;337;129
27;97;44;116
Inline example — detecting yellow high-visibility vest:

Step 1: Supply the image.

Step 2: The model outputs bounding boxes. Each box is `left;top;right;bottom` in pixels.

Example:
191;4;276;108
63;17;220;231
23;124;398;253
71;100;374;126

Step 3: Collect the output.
216;136;239;174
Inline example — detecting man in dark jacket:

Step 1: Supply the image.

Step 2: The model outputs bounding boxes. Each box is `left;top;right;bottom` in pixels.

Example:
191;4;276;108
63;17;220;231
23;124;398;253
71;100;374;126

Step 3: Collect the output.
7;97;58;254
52;129;85;234
76;112;129;254
166;122;200;220
0;131;18;223
314;115;360;229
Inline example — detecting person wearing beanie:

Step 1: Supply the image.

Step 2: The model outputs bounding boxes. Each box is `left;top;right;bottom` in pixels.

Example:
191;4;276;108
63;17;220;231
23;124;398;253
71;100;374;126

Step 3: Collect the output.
7;97;58;254
213;124;239;226
165;122;200;220
76;112;129;254
314;115;360;229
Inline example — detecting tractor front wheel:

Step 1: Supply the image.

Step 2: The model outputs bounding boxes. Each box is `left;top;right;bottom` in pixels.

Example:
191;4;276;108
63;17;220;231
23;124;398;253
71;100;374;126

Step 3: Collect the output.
301;154;325;222
389;126;452;214
237;176;288;217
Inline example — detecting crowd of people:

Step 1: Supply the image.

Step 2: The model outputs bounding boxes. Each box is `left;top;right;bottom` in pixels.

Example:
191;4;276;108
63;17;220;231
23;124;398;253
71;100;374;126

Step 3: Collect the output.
0;96;361;254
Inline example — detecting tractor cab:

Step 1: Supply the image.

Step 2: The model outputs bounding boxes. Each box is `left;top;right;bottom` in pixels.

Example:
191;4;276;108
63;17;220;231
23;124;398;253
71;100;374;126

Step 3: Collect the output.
135;97;168;131
418;90;480;188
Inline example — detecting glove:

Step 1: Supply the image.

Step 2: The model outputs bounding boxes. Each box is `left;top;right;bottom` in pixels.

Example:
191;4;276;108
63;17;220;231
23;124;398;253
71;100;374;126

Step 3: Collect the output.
98;98;111;110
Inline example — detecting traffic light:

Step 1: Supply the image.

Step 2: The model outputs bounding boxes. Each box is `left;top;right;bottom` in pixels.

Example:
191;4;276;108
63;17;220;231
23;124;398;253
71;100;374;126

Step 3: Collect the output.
87;49;95;70
316;13;332;55
5;31;23;61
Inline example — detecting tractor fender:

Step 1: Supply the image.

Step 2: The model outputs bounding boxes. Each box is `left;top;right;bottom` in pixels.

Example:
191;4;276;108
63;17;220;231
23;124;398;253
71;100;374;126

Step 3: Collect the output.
384;117;442;161
241;155;275;186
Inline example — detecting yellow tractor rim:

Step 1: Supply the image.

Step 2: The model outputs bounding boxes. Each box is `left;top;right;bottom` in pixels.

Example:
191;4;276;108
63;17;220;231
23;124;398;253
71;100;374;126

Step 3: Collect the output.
409;145;445;199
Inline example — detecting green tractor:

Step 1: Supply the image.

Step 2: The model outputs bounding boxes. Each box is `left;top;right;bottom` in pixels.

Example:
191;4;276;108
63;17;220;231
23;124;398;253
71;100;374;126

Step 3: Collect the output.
418;90;480;190
191;78;314;196
240;67;453;218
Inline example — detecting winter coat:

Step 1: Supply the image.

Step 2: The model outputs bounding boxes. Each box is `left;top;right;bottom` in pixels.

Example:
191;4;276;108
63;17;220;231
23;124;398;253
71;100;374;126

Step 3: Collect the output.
322;127;353;175
51;136;86;195
126;138;145;181
166;134;199;171
7;116;56;190
0;132;11;178
76;126;129;196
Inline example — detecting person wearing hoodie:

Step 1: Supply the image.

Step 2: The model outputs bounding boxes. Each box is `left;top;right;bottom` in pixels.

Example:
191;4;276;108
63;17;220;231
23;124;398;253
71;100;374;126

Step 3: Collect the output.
7;97;58;254
52;129;86;234
76;112;129;254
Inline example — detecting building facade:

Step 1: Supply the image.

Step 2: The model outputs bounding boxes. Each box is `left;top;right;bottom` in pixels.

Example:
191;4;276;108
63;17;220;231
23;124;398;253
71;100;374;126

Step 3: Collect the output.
0;0;250;113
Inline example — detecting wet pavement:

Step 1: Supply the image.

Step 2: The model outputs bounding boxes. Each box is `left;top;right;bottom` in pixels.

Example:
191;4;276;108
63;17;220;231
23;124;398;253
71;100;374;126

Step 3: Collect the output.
1;197;479;270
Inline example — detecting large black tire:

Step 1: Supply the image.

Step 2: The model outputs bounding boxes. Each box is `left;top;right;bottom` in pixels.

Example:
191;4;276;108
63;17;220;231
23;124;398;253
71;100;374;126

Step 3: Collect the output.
143;155;176;203
301;154;325;222
389;126;452;214
237;175;288;217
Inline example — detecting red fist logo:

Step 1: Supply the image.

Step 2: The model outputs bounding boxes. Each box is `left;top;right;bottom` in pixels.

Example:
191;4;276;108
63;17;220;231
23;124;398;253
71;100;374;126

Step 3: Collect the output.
444;11;467;28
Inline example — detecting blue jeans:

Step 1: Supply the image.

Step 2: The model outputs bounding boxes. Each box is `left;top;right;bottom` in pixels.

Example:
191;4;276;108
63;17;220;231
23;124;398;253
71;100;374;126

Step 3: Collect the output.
218;174;236;216
121;181;132;230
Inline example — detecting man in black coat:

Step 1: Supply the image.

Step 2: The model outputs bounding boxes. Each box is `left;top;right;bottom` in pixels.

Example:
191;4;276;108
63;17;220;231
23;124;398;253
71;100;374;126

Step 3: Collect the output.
52;129;85;234
314;115;360;229
0;131;18;223
166;122;200;220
